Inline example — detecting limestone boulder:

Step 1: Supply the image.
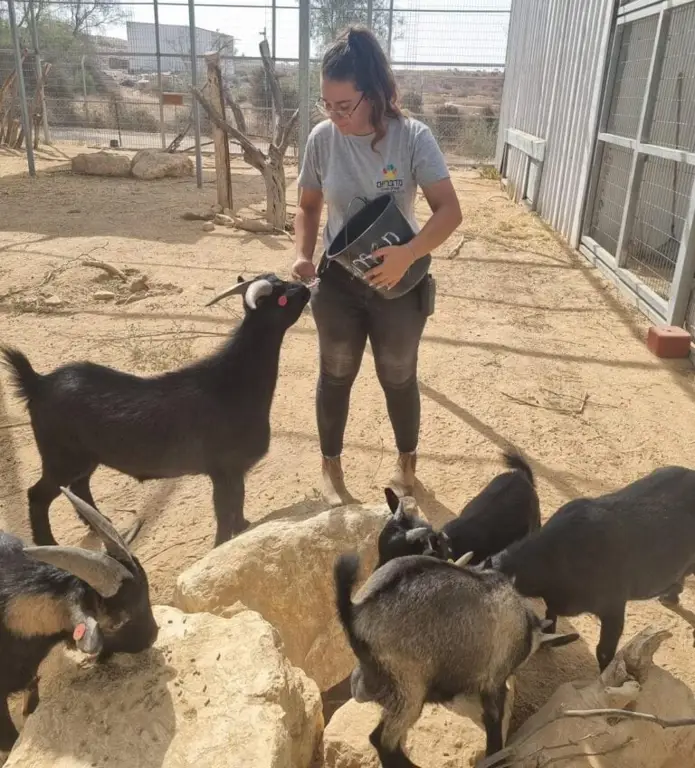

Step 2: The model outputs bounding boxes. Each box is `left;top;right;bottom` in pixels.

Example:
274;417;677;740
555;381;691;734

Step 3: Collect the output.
500;626;695;768
131;149;193;180
5;606;323;768
323;699;485;768
71;151;131;177
174;504;391;691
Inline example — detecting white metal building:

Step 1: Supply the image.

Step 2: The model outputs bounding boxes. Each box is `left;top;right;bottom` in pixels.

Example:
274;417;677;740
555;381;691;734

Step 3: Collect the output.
126;22;235;77
497;0;695;334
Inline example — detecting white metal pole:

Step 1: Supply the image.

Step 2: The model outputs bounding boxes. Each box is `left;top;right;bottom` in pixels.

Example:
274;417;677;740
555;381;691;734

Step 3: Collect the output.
298;0;310;169
28;0;50;144
188;0;203;187
153;0;166;149
8;0;35;177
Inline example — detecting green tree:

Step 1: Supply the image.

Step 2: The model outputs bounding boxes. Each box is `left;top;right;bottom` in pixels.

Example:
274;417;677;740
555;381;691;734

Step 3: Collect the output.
309;0;400;53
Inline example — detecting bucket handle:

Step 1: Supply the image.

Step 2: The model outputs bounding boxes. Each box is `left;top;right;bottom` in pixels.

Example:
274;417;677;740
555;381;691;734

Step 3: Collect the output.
343;195;371;254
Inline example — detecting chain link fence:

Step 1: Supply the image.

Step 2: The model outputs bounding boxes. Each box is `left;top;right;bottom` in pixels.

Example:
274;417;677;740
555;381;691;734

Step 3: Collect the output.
1;0;509;163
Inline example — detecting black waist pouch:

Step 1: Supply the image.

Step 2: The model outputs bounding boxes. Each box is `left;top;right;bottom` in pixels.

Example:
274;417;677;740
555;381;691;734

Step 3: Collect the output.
419;273;436;317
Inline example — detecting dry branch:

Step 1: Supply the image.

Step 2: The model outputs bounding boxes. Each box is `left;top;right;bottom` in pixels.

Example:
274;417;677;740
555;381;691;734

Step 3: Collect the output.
224;88;248;135
205;51;233;211
446;235;465;259
190;39;295;229
81;259;128;282
259;38;285;146
191;87;265;171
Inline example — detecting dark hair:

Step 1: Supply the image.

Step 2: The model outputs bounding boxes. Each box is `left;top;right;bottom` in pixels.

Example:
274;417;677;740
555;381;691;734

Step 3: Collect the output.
321;25;402;150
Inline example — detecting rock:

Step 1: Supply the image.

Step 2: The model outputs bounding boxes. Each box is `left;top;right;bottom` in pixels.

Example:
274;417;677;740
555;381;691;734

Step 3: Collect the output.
211;204;223;214
223;207;233;216
214;213;236;226
323;699;485;768
128;277;149;293
5;606;323;768
71;152;131;177
93;291;116;301
131;149;193;180
202;222;215;232
174;504;390;691
42;295;63;307
503;626;695;768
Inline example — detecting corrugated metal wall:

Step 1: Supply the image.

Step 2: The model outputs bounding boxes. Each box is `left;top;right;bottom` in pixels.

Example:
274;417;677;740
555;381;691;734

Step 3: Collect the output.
496;0;618;246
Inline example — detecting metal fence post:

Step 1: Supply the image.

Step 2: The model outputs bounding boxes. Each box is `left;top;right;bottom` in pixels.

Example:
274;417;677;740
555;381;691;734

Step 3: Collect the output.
153;0;166;149
367;0;373;29
298;0;310;170
387;0;395;59
7;0;35;177
28;0;50;144
272;0;277;59
188;0;203;188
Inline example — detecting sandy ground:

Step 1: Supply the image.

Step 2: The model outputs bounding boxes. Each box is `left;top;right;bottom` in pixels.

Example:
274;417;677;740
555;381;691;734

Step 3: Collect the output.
3;143;695;714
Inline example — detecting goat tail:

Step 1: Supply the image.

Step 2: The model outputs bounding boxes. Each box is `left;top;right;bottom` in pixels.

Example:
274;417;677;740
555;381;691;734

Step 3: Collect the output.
334;553;370;656
1;347;42;404
502;447;535;487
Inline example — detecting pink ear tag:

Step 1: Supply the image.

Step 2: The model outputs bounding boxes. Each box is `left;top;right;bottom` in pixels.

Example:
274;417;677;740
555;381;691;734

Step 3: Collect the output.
73;623;86;641
278;295;288;307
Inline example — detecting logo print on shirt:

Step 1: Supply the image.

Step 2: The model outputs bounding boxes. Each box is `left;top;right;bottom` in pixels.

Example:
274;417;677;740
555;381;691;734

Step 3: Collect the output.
377;163;403;191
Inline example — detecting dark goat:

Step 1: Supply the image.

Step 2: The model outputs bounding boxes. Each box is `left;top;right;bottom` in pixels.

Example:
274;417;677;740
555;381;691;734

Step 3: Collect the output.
0;488;157;753
489;465;695;671
377;450;540;568
335;553;577;766
2;273;310;548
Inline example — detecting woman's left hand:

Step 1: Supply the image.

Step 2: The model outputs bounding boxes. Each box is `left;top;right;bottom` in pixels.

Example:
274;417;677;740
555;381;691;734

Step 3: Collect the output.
365;245;416;289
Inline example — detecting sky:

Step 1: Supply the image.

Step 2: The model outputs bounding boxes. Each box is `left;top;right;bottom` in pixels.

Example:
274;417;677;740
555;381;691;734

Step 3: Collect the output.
102;0;510;67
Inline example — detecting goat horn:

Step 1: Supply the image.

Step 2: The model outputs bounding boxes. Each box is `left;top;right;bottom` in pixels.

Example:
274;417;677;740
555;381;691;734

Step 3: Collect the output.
244;278;274;309
454;551;475;568
60;487;134;565
23;546;132;599
206;279;253;307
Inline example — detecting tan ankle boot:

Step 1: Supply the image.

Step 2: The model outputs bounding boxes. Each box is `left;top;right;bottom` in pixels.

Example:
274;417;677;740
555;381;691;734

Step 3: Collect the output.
322;456;352;507
388;451;417;498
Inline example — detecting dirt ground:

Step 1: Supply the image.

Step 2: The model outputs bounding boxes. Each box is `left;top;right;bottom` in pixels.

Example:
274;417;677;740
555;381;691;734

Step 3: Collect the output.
3;143;695;705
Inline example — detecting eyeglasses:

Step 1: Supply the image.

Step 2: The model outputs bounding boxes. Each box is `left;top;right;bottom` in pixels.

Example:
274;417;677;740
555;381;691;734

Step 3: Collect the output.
315;93;364;120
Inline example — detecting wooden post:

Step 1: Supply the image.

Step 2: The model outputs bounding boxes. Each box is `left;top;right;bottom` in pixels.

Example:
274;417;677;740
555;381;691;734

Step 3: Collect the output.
205;50;233;212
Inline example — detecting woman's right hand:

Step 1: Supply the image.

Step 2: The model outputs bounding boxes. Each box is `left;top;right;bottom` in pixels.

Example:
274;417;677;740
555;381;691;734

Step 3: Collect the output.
291;255;317;282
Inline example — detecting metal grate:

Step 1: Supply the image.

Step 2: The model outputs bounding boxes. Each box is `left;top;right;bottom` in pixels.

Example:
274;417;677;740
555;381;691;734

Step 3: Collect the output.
646;2;695;152
625;157;695;300
605;15;658;138
586;143;633;256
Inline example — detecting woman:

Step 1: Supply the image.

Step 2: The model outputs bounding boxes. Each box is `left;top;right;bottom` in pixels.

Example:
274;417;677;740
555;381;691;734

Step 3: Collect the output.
292;25;462;506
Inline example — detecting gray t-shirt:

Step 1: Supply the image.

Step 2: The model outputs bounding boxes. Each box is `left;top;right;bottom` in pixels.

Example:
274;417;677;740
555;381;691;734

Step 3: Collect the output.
297;116;450;252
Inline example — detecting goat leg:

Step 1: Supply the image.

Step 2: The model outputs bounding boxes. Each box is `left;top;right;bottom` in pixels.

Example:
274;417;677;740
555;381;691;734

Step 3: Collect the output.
481;684;507;756
211;470;249;547
0;697;19;752
28;476;62;546
596;606;626;672
22;678;39;719
68;475;101;528
369;691;424;768
543;605;558;633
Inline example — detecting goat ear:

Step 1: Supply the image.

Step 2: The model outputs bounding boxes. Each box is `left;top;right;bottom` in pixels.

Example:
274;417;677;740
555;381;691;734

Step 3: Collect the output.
404;527;431;544
384;487;400;515
538;631;581;649
60;487;134;566
24;545;133;599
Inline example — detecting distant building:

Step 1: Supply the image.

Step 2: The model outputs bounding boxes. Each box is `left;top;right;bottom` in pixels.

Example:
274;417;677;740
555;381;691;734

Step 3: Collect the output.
126;22;235;76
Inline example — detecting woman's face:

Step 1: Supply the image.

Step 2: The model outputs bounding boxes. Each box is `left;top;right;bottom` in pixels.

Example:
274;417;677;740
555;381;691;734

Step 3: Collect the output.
319;78;372;135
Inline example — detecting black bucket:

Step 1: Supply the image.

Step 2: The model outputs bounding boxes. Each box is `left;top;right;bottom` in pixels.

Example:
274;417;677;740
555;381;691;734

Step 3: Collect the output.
326;194;431;300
